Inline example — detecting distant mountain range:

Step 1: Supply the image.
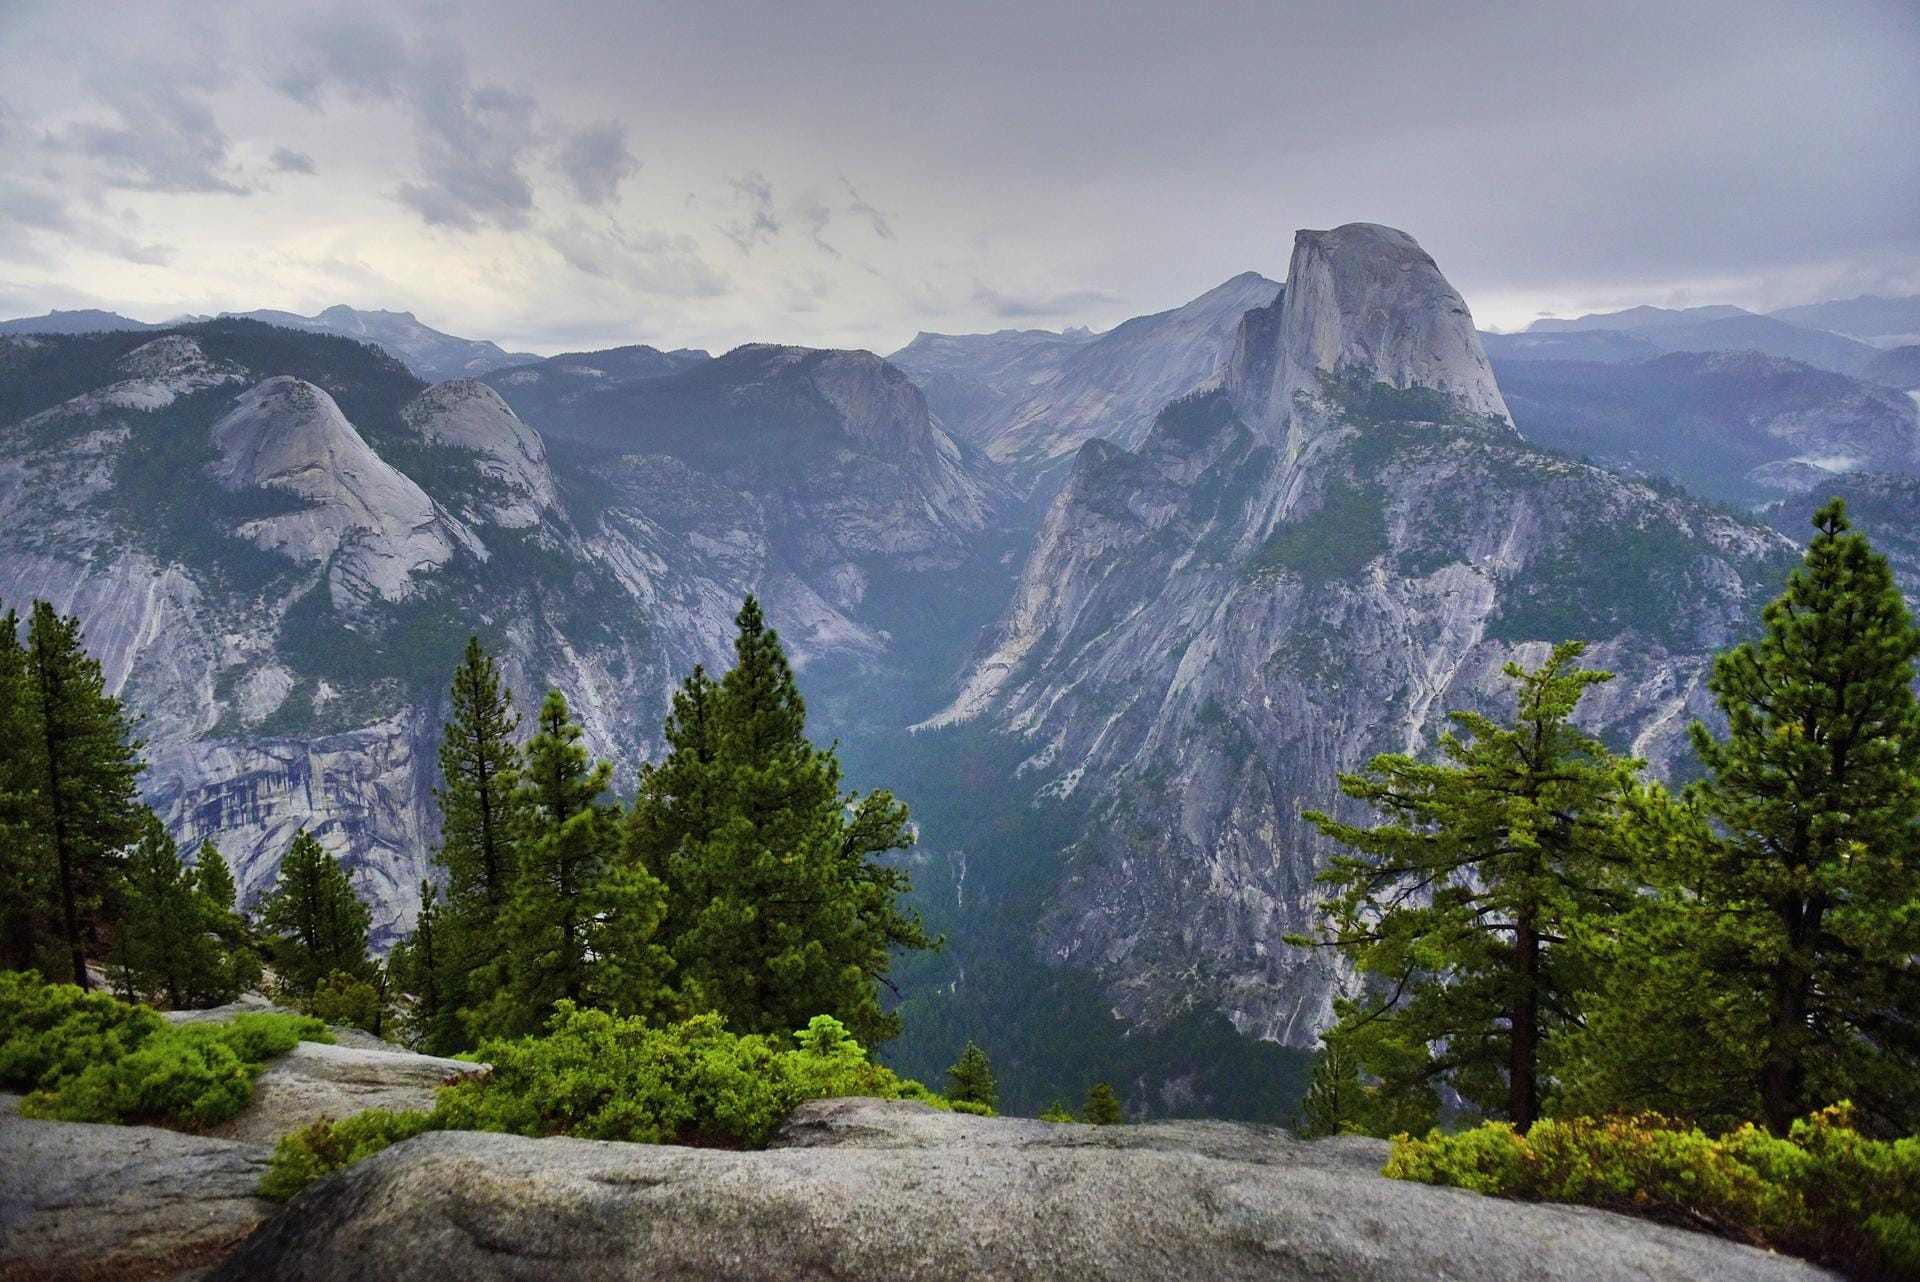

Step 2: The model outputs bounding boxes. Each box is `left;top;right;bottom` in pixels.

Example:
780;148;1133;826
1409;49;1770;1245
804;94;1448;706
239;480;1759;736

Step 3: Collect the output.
0;306;538;383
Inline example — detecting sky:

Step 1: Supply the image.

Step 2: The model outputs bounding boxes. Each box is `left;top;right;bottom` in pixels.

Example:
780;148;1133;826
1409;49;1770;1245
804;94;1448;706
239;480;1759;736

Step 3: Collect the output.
0;0;1915;356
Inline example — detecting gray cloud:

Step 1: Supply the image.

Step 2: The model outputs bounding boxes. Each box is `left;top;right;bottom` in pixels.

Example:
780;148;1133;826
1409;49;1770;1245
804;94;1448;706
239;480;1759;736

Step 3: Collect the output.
972;283;1120;320
841;178;893;241
269;147;316;174
555;120;637;205
0;179;172;265
54;73;247;195
721;171;779;252
547;217;729;297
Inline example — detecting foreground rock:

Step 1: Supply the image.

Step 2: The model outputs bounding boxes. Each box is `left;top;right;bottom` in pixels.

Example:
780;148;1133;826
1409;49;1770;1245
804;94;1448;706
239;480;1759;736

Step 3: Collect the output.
214;1098;1830;1281
0;1110;272;1281
212;1041;475;1145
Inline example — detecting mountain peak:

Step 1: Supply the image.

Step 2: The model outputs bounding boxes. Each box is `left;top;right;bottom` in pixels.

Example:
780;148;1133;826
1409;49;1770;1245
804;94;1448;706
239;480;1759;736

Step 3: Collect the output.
1230;222;1511;429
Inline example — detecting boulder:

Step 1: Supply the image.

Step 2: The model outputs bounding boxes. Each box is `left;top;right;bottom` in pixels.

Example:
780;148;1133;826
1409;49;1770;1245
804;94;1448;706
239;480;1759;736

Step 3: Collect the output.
212;1041;475;1145
213;1098;1834;1281
0;1110;273;1281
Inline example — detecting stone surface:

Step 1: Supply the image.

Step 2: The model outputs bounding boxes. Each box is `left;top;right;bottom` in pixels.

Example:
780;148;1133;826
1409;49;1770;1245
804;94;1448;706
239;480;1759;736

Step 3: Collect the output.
211;1041;475;1145
0;1110;273;1281
212;1098;1833;1282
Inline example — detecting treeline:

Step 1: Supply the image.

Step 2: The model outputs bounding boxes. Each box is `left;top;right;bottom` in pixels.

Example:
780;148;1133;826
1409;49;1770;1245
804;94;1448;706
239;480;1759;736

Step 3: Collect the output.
392;596;934;1054
1295;499;1920;1140
0;594;938;1060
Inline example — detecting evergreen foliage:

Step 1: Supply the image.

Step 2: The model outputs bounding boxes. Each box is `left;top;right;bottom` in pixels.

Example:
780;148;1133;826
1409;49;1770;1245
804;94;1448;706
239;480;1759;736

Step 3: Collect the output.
1387;1106;1919;1280
1298;643;1631;1132
1298;1034;1365;1138
387;883;454;1051
0;605;54;974
110;817;245;1008
630;597;935;1046
257;831;373;996
475;690;668;1038
20;601;146;987
1038;1100;1077;1123
1564;499;1920;1134
945;1040;997;1108
1083;1081;1125;1125
261;1003;955;1199
427;637;525;1049
0;971;330;1129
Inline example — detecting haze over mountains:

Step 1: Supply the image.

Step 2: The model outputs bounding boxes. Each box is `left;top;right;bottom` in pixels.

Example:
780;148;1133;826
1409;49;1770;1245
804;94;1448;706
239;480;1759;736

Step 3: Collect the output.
4;229;1919;1111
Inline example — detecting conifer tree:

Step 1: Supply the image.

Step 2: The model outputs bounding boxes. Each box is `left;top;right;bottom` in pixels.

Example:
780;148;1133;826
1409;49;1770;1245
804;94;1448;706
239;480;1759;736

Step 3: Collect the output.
1084;1082;1125;1125
0;603;52;973
478;690;668;1038
632;598;935;1046
1296;642;1630;1132
193;840;237;914
258;830;372;996
435;636;525;915
946;1041;998;1108
23;601;145;988
1298;1034;1365;1138
1575;500;1920;1133
112;817;224;1007
389;884;459;1052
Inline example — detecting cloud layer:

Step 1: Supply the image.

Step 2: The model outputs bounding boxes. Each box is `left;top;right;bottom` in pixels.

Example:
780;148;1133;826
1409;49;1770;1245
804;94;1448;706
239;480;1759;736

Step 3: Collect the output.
0;0;1913;354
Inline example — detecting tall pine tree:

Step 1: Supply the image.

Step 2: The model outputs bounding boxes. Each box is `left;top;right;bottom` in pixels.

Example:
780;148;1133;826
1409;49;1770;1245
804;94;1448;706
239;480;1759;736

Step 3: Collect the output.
1576;500;1920;1133
477;690;668;1038
23;601;145;988
631;597;934;1047
1296;643;1630;1132
0;603;52;973
111;817;229;1007
258;830;372;996
427;637;526;1047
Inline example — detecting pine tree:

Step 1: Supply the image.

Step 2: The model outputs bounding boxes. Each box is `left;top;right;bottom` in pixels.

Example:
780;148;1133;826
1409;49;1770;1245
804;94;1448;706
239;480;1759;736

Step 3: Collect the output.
1580;500;1920;1133
946;1041;998;1108
0;603;53;973
258;830;372;996
1298;1034;1365;1138
112;817;224;1007
1296;642;1630;1132
193;840;237;913
1083;1082;1125;1125
633;597;936;1046
1038;1100;1077;1123
23;601;146;988
389;883;460;1052
478;690;668;1038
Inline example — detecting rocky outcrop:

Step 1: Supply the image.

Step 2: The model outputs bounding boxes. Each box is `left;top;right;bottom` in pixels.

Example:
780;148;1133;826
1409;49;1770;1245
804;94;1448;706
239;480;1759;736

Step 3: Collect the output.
400;380;557;527
933;224;1795;1042
0;1110;274;1281
211;1098;1832;1282
895;273;1282;483
209;377;468;605
212;1041;474;1145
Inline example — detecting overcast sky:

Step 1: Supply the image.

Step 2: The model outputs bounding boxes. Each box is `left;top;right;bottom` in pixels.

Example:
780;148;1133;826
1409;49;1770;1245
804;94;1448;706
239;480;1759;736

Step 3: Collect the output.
1;1;1914;355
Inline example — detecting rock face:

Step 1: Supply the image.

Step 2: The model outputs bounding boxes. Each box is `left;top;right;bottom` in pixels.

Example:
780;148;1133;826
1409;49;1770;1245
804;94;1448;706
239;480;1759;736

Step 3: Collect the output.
209;376;467;605
931;224;1794;1042
213;1041;474;1145
0;1109;274;1281
0;320;1007;944
892;272;1281;484
211;1098;1832;1282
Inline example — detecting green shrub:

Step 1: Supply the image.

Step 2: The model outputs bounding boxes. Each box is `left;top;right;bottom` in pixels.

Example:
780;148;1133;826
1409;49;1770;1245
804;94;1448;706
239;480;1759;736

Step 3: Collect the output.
1387;1107;1919;1279
0;971;165;1088
0;971;330;1129
260;1108;437;1202
261;1004;953;1199
299;970;390;1038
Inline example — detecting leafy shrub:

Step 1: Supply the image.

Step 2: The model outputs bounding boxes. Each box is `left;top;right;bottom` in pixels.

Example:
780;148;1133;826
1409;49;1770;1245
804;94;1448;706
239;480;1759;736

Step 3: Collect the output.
261;1005;951;1199
1387;1107;1919;1279
0;971;165;1088
0;970;330;1129
259;1109;438;1201
299;970;390;1037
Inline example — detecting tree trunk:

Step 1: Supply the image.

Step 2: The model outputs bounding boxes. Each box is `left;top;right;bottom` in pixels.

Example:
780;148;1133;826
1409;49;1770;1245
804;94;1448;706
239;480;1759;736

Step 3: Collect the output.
37;668;87;990
1761;898;1818;1134
1509;907;1540;1133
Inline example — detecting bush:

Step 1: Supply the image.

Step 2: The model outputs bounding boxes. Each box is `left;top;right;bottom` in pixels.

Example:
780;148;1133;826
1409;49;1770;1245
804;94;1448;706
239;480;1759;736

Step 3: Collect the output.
260;1109;437;1201
1387;1107;1919;1279
261;1005;952;1199
0;970;331;1129
299;970;390;1038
